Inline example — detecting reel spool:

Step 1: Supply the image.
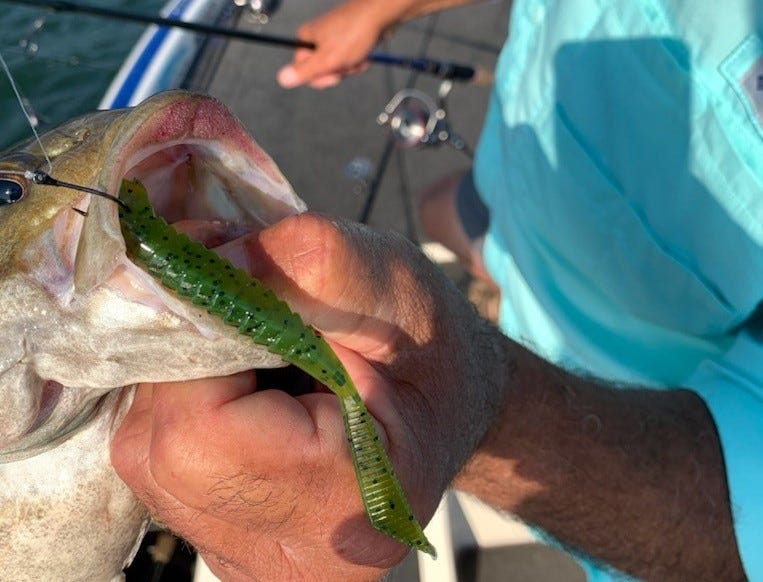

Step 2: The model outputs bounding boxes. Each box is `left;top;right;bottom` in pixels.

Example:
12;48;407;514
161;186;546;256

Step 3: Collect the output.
376;81;472;157
377;89;438;148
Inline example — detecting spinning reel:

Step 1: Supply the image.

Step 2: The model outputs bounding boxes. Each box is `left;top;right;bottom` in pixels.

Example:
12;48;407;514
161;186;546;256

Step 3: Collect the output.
376;80;472;158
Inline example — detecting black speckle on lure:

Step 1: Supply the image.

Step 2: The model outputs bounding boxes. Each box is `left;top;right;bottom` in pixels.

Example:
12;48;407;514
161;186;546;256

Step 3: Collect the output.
117;179;436;557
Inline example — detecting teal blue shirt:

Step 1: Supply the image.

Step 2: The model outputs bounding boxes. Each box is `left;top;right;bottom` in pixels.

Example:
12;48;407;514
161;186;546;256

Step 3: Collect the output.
473;1;763;579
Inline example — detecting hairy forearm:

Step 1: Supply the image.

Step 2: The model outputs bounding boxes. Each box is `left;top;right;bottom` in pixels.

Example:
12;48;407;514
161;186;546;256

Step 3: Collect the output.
456;336;746;581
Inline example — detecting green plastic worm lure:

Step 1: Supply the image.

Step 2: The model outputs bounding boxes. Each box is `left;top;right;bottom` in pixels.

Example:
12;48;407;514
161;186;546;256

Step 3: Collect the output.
117;179;435;556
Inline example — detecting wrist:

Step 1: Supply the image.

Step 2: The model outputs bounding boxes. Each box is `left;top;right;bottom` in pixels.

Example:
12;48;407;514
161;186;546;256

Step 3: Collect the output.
437;317;514;489
465;322;515;455
453;336;543;508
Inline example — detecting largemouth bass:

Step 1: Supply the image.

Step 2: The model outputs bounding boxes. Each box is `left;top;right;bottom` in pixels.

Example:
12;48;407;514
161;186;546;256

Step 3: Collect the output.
0;91;308;581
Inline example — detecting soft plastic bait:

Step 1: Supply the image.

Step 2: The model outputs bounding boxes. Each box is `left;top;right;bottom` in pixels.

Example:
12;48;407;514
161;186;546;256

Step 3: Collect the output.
117;178;435;556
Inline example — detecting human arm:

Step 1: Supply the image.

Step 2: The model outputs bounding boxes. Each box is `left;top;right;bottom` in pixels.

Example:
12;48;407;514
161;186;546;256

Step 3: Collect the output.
455;340;746;581
276;0;484;89
110;213;746;581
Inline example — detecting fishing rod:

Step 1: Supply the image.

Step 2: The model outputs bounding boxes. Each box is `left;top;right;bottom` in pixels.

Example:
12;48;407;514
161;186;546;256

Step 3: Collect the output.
2;0;494;84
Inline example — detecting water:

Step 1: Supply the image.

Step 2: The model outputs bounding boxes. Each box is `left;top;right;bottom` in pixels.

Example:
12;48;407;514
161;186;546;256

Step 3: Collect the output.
0;0;166;150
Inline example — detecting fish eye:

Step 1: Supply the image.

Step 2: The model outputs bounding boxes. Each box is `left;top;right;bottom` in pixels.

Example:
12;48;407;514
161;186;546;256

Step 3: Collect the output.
0;177;25;205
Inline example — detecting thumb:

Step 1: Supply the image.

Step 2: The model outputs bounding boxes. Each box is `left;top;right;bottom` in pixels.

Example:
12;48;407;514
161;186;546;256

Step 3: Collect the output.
277;47;344;89
213;213;365;328
276;47;314;88
213;214;401;358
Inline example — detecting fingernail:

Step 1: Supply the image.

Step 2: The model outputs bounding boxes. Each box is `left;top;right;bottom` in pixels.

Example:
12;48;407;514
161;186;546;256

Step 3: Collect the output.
277;66;299;88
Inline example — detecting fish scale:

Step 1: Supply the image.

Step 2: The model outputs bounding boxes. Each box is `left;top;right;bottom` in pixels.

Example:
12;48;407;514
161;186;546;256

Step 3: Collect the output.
117;178;436;556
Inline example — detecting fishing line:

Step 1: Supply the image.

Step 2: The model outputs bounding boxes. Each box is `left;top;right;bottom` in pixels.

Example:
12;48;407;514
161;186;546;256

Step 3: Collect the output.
1;42;121;72
0;49;52;170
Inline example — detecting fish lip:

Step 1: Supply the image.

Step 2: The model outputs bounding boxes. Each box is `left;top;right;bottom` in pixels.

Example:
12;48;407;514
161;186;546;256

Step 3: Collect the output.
98;91;305;230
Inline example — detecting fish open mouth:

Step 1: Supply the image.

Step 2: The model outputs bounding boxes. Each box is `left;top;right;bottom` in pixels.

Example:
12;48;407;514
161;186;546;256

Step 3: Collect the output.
86;92;306;369
105;92;305;249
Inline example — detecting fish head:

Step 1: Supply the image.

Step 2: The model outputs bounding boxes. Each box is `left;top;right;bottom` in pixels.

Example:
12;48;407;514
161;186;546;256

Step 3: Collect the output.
0;91;307;580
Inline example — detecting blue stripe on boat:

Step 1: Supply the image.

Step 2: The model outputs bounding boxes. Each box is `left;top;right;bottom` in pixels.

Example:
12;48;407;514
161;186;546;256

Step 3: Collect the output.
108;0;194;108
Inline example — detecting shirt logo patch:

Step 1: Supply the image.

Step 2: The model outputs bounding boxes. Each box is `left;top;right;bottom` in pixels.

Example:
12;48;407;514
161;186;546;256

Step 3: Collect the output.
721;34;763;137
741;56;763;125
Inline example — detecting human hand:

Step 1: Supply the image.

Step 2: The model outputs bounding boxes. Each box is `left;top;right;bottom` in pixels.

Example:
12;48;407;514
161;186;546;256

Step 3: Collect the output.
277;0;391;89
111;214;507;580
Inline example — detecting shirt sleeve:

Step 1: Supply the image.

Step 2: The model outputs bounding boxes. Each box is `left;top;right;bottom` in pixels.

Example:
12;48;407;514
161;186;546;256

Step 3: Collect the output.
686;331;763;579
